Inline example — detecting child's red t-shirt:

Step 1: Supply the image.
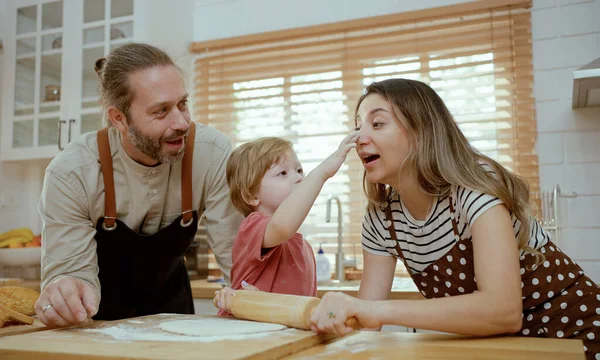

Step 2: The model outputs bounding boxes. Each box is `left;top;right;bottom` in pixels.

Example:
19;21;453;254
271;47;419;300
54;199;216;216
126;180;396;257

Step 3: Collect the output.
217;212;317;316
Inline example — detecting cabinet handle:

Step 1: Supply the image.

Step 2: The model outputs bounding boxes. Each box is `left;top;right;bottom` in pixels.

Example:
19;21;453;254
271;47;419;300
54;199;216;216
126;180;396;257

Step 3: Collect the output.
68;119;75;143
57;120;67;150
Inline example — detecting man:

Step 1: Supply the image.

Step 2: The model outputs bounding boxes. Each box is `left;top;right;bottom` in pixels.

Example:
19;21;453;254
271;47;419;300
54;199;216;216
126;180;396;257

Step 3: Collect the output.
35;43;243;326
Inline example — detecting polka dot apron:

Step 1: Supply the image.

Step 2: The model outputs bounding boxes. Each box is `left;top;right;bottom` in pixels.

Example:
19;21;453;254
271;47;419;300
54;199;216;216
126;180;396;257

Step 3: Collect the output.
383;195;600;359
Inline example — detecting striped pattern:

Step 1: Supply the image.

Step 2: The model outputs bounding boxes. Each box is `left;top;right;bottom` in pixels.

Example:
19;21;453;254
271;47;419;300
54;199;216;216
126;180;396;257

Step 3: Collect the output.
362;186;550;274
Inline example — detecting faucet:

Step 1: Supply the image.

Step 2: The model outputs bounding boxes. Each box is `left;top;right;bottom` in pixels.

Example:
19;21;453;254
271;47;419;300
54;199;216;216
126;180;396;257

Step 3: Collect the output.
326;195;356;281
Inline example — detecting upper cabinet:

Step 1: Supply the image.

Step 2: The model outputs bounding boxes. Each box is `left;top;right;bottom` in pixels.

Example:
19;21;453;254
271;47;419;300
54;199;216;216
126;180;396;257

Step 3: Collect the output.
1;0;141;161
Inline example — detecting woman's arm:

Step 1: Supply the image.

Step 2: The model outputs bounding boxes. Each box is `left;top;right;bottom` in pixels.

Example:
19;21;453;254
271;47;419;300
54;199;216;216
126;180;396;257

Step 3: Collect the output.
312;204;523;336
356;251;397;330
358;250;397;301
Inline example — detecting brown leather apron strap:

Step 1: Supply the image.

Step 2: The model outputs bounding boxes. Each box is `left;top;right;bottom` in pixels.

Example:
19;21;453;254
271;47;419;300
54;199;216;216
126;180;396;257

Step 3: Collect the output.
98;128;117;229
180;122;196;225
448;194;461;239
384;204;412;274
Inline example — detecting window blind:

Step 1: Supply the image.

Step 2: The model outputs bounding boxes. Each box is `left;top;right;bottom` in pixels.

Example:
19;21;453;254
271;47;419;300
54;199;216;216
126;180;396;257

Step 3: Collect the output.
191;0;537;275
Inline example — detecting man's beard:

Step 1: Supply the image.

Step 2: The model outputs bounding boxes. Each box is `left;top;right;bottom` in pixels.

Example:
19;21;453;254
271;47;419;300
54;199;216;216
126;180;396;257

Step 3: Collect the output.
127;124;188;165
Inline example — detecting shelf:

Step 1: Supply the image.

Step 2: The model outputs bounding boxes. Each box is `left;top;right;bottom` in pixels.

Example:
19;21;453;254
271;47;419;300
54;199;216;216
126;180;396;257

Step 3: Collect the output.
110;15;135;25
83;42;104;50
81;107;102;115
16;53;36;61
14;101;61;112
41;49;62;57
83;20;106;30
12;115;34;122
82;96;100;104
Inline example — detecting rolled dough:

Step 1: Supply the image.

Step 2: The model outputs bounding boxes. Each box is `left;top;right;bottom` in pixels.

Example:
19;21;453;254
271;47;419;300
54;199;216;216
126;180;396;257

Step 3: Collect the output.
159;318;287;337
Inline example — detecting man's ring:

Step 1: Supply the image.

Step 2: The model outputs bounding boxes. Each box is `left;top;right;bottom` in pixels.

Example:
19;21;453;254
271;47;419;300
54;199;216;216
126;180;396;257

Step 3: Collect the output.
328;311;335;319
42;304;53;313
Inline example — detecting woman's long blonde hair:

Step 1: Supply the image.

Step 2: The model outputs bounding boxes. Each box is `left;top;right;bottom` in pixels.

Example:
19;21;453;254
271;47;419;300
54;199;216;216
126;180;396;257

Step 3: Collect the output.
357;79;537;257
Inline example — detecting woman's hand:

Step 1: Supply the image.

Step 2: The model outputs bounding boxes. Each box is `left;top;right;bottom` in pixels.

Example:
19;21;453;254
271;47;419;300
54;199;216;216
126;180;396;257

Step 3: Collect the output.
310;292;381;336
213;281;260;313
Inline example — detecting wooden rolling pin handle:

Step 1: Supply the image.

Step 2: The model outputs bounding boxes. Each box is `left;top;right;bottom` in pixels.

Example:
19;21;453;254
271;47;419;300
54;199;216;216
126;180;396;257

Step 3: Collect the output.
345;316;360;330
223;290;362;333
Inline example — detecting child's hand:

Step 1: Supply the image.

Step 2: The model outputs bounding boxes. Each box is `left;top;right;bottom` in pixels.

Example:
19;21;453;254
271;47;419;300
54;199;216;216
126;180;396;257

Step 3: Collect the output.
213;286;236;312
317;131;359;179
212;281;261;312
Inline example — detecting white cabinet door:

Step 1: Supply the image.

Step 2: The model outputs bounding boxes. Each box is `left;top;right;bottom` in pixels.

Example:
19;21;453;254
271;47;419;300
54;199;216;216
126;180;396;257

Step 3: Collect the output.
1;0;142;161
1;0;69;160
70;0;139;141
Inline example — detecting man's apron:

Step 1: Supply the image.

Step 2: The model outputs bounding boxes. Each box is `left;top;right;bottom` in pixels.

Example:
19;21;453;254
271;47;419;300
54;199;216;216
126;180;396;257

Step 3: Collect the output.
93;123;198;320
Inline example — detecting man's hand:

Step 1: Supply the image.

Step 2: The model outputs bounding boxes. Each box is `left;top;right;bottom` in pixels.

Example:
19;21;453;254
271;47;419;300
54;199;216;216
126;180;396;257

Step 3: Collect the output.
35;276;99;327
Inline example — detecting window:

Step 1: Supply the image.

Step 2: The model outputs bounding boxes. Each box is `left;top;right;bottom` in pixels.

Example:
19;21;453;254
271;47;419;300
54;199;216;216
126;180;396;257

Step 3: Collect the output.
192;0;536;276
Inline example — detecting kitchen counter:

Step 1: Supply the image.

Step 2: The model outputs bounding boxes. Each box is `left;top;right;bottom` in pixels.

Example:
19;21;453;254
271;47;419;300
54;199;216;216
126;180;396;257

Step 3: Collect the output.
190;277;422;300
282;331;586;359
0;315;585;359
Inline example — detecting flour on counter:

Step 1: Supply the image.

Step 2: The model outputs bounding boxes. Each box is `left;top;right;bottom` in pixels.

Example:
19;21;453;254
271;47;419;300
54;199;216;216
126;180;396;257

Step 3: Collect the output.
83;322;294;343
160;319;287;337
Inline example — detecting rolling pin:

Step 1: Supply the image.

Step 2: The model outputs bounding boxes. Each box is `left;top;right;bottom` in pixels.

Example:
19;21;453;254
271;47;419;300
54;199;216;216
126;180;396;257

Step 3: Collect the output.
213;290;359;331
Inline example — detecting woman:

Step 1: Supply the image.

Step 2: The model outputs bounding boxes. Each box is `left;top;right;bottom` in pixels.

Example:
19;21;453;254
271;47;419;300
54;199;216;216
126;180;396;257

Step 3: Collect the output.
310;79;599;359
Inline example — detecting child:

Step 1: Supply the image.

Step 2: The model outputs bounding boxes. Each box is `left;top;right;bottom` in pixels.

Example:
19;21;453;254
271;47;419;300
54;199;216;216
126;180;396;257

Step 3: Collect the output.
214;134;358;314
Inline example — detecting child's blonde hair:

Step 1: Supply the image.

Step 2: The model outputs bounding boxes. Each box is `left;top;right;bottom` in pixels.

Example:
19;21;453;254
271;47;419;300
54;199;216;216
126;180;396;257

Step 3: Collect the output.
226;137;294;216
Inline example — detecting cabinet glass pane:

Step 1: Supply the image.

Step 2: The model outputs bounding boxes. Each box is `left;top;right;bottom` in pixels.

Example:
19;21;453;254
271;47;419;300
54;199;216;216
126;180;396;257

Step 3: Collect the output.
111;0;133;18
40;54;62;114
81;114;104;134
42;1;63;30
110;22;132;41
43;33;63;52
82;47;104;108
14;58;35;116
12;120;34;148
84;26;105;45
17;6;37;35
16;37;36;56
84;0;105;23
39;117;59;146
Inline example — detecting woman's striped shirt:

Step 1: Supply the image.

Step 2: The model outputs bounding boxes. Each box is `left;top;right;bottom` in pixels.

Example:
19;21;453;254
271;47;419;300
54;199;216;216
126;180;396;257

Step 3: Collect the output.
361;185;550;274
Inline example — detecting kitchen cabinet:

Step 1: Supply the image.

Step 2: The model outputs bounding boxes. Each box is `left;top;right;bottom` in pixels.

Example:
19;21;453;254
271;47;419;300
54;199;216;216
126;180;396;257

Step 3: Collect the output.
1;0;143;161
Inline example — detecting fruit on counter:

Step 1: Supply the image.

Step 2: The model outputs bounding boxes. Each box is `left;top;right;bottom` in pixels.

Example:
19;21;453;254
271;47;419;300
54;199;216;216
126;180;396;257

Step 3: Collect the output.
0;228;41;248
26;235;42;247
1;236;31;248
0;287;40;316
0;228;33;242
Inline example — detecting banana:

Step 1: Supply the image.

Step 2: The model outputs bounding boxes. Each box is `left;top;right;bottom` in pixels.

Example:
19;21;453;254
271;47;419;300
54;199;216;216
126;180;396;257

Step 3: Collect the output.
0;228;33;243
0;236;31;249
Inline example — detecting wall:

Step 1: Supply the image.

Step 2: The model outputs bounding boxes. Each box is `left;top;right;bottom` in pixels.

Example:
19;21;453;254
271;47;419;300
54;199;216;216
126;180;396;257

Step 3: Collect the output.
143;0;195;90
193;0;475;42
193;0;600;280
532;0;600;279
